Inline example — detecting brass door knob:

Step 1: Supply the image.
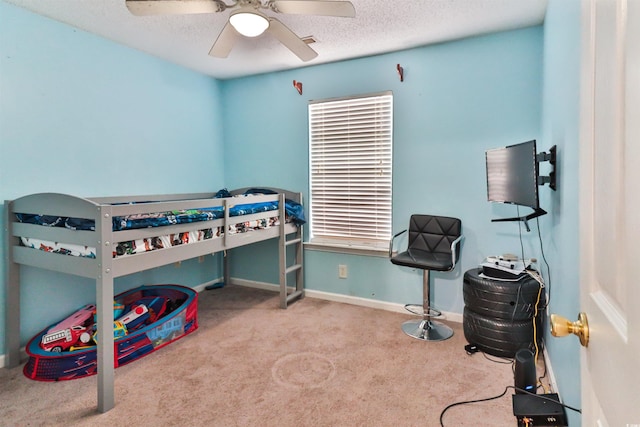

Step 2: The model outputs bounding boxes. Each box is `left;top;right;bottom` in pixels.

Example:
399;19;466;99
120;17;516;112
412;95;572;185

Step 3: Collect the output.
550;312;589;347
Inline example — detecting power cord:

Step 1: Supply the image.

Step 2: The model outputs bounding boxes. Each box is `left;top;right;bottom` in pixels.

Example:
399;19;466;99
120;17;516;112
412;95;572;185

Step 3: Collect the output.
450;209;557;426
438;386;582;427
536;346;550;394
501;219;548;365
483;351;513;365
517;205;526;262
524;269;545;361
515;206;552;310
535;216;551;310
438;386;511;427
465;344;514;364
513;386;582;414
467;341;553;399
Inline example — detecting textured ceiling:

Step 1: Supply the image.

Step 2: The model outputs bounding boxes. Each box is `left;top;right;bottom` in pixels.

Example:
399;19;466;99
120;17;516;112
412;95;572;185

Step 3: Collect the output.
4;0;548;80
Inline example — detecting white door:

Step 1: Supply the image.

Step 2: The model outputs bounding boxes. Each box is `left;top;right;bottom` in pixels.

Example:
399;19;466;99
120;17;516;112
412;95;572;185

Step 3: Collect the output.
579;0;640;425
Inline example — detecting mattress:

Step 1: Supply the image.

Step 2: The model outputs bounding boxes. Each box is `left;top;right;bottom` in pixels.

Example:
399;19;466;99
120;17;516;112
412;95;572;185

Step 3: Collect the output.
16;189;305;259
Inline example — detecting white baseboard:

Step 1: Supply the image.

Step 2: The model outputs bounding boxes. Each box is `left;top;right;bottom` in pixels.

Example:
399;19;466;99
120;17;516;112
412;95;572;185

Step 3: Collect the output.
229;278;463;323
543;346;559;393
191;278;223;293
0;349;28;368
0;280;225;368
1;278;465;367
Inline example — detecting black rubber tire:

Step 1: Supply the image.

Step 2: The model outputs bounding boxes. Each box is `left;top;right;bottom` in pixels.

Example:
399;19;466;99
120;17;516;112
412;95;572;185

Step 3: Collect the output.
463;268;545;321
463;307;543;358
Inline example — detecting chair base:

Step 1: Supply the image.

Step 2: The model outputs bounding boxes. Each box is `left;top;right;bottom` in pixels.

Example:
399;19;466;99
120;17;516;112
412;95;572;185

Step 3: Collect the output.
404;303;442;318
401;319;454;341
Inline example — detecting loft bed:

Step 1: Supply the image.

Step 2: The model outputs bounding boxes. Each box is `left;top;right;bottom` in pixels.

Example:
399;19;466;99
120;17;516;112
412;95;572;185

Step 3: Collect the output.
3;187;304;412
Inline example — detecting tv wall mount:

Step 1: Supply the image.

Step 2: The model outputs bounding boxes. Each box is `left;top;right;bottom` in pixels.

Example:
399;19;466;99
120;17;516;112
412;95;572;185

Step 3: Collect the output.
537;145;556;191
492;145;557;232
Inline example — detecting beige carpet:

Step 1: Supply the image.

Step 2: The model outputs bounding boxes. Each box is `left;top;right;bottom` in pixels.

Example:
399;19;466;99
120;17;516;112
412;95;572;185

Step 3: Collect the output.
0;285;521;426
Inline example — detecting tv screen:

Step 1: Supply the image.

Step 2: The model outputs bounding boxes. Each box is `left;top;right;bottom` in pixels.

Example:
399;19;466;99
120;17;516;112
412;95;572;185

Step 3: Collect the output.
486;140;539;210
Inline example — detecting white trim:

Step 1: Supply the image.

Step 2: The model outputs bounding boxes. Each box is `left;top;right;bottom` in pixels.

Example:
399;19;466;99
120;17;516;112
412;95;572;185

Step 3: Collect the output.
0;348;27;368
0;279;224;367
309;90;393;105
308;92;394;245
8;276;553;367
304;241;389;258
229;278;285;293
592;290;628;342
229;277;463;323
543;346;559;394
190;277;223;293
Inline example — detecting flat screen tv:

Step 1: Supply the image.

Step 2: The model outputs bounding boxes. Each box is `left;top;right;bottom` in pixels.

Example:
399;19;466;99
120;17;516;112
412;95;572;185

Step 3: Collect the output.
486;139;539;209
486;139;547;228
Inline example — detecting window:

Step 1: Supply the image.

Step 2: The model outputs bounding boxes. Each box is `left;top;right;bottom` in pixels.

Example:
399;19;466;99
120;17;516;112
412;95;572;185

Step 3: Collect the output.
308;91;393;251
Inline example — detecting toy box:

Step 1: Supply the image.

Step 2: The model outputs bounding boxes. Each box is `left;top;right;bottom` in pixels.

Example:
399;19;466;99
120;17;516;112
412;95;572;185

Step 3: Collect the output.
23;284;198;381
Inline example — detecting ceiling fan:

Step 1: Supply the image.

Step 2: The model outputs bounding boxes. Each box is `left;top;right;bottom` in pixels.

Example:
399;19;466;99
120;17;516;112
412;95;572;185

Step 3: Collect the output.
125;0;356;62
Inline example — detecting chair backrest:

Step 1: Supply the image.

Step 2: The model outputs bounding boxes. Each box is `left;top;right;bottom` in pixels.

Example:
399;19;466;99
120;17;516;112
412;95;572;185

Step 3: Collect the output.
407;214;462;258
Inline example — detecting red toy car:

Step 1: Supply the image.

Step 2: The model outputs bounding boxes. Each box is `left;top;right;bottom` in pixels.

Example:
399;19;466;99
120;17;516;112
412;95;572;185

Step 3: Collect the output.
41;325;91;352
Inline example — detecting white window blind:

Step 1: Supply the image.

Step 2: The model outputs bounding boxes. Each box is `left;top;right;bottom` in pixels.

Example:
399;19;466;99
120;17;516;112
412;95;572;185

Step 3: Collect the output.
309;92;393;249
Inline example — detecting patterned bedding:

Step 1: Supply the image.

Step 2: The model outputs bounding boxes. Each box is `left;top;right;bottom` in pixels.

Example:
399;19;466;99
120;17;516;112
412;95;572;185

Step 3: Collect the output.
113;216;280;258
16;189;304;259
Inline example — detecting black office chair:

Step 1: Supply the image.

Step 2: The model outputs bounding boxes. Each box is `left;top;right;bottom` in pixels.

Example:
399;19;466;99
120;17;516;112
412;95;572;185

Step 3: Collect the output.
389;214;463;341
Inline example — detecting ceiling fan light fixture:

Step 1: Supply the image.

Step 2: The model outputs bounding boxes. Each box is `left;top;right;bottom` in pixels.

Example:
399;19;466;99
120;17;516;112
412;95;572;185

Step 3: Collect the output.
229;10;269;37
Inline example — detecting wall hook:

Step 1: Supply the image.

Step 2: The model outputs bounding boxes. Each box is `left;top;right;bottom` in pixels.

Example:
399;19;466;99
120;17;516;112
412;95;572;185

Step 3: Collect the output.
396;64;404;82
293;80;303;95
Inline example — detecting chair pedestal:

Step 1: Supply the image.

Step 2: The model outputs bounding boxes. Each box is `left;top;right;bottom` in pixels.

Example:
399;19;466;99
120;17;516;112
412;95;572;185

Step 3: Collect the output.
402;319;453;341
402;269;453;341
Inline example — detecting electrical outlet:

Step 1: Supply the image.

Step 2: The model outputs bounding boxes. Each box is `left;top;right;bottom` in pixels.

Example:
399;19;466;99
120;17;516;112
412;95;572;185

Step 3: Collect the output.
338;264;348;279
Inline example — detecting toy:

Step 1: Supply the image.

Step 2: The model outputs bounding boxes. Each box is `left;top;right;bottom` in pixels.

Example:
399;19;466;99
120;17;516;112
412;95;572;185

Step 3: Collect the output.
24;284;198;381
92;321;128;343
116;304;149;329
40;304;95;352
113;301;125;318
45;304;95;333
41;325;91;352
40;301;127;352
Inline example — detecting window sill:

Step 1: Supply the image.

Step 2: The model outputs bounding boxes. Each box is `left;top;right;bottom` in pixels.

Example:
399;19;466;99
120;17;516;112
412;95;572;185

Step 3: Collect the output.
303;241;390;258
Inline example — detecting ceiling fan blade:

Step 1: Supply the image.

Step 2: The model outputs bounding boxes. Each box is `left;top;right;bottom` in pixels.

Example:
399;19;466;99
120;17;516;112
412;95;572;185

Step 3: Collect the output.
267;18;318;62
272;0;355;17
126;0;225;16
209;22;239;58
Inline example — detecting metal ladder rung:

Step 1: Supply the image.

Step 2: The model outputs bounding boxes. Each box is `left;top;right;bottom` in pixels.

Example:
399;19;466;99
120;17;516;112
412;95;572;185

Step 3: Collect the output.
279;197;304;308
286;290;304;303
285;237;302;247
285;264;302;275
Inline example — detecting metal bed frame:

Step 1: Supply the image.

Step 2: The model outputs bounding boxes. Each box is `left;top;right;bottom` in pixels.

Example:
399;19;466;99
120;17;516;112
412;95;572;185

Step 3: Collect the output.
4;187;304;412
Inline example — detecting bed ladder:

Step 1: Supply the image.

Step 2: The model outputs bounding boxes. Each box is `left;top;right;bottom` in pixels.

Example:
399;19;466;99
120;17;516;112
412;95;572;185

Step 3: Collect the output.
279;194;304;309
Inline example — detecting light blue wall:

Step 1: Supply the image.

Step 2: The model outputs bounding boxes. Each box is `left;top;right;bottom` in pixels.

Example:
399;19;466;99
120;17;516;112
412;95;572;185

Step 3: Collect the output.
221;27;545;314
539;1;583;424
1;8;583;421
0;2;226;351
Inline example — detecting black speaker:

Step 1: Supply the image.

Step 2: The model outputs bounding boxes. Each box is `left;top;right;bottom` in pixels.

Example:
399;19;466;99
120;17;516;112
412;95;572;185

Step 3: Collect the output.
514;348;536;394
